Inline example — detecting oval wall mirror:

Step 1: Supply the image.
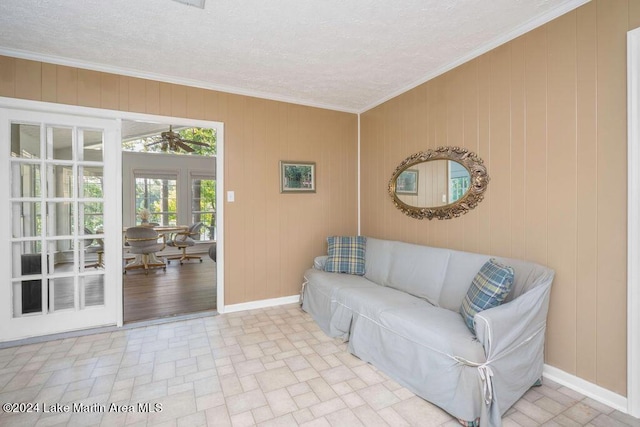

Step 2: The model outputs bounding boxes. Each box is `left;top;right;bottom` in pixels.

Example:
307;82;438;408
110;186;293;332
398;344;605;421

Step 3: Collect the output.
388;146;490;220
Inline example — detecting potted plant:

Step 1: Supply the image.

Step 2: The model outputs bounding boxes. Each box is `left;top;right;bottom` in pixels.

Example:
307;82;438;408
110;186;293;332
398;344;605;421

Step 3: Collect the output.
139;208;151;225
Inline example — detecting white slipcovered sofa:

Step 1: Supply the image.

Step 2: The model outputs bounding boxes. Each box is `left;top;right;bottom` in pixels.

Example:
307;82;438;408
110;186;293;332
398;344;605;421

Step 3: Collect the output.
301;237;554;427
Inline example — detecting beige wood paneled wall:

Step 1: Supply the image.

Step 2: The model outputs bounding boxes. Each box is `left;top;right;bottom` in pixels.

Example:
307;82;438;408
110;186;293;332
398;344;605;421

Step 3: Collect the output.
361;0;639;396
0;56;358;306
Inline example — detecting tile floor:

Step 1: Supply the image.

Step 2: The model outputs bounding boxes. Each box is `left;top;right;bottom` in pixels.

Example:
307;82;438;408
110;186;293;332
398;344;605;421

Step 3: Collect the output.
0;304;638;427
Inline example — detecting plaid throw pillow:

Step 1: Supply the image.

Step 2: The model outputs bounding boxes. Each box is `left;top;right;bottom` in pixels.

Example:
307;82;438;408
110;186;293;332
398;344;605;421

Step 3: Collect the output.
460;258;514;333
324;236;366;276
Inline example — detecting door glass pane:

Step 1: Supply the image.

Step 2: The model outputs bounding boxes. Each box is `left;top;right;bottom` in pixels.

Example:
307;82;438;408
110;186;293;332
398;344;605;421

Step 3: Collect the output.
11;163;41;198
81;238;104;272
80;166;103;198
81;202;104;234
12;244;45;316
11;123;41;159
47;202;74;237
12;202;42;238
13;280;43;316
49;127;73;160
82;275;104;306
82;130;103;162
50;276;75;311
48;164;74;198
12;243;42;279
48;239;74;274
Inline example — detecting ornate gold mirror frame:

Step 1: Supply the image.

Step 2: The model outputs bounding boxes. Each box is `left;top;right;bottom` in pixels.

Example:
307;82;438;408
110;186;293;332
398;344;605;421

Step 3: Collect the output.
388;146;490;220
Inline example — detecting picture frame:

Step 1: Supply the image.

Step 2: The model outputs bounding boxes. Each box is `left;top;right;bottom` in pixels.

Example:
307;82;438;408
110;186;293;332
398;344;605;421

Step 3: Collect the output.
395;169;418;195
280;161;316;193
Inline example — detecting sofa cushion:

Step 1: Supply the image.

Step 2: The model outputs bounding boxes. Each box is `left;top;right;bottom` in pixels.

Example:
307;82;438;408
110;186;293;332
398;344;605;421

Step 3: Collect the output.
324;236;367;275
305;268;376;299
364;237;393;286
336;284;427;320
386;241;450;305
460;258;515;332
439;250;491;311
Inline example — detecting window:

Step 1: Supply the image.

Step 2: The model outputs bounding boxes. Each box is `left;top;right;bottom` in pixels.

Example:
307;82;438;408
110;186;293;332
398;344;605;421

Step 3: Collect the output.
191;175;216;241
134;174;177;226
449;161;470;204
449;176;470;203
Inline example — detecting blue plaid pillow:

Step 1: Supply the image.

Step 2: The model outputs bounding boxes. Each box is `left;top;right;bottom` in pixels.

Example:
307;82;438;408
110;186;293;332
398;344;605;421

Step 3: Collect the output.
324;236;366;275
460;258;514;333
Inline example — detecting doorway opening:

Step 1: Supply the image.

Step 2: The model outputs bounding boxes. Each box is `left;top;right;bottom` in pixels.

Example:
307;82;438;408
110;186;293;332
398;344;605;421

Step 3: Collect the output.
120;120;218;323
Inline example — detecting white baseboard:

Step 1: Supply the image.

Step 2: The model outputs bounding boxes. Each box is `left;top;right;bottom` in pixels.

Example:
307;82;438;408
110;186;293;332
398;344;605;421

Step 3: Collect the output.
221;295;300;314
543;364;628;413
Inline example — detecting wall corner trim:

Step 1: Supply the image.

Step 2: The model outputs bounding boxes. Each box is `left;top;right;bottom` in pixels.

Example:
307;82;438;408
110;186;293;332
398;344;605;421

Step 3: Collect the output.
357;113;361;235
543;364;628;413
220;295;300;314
628;26;640;419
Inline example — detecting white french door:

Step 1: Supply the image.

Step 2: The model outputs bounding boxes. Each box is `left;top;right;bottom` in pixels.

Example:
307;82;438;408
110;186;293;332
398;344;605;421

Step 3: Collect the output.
0;108;120;341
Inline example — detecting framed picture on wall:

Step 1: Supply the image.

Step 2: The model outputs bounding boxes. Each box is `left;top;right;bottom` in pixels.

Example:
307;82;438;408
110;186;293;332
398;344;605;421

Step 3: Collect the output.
396;169;418;195
280;161;316;193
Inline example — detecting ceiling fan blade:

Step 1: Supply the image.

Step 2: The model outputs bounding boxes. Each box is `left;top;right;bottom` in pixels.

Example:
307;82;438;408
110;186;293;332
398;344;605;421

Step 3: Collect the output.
145;140;164;147
181;139;209;147
175;140;195;152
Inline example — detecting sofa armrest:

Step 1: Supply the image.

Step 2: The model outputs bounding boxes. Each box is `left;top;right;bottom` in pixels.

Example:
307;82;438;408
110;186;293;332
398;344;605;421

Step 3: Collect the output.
473;282;552;425
314;255;328;270
474;282;552;359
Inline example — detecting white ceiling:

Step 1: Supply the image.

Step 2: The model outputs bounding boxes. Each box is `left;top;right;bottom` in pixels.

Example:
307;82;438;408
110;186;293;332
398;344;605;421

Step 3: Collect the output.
0;0;588;113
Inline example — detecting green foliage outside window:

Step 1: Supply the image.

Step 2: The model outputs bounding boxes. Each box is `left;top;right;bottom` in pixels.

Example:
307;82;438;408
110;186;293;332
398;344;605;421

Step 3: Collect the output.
192;178;216;240
135;178;178;226
83;173;104;234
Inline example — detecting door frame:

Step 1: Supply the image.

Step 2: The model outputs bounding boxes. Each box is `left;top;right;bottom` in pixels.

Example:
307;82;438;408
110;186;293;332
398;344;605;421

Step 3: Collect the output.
0;96;225;331
118;111;225;318
627;27;640;419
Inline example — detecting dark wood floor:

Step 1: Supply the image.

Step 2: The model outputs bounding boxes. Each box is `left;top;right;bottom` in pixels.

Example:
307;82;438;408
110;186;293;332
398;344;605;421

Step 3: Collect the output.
123;256;216;323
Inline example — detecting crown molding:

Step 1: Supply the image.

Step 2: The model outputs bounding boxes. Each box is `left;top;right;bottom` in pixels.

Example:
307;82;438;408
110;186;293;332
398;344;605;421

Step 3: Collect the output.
0;47;360;115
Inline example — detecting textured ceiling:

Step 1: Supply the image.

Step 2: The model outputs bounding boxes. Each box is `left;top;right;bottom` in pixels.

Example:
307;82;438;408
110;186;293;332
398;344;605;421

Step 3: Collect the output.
0;0;588;113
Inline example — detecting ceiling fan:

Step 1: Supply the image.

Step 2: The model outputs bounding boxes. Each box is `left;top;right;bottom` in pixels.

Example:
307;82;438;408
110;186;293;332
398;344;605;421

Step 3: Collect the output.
145;125;209;153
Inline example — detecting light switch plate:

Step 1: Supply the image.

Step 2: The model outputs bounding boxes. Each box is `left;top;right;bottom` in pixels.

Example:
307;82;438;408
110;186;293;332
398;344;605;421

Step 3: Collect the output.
227;191;235;202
